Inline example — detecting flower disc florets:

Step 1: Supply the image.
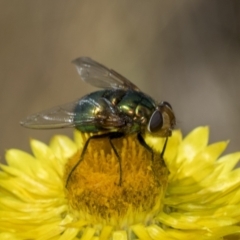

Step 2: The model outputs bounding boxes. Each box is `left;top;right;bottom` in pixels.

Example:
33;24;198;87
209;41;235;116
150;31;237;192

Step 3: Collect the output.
65;133;168;228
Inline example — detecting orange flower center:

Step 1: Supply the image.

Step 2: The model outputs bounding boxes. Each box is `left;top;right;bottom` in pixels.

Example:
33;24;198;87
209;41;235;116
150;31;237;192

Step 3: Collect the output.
65;134;168;227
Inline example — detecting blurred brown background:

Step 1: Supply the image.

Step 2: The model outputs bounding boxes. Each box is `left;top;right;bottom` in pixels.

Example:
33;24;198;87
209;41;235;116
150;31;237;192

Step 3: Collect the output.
1;1;240;162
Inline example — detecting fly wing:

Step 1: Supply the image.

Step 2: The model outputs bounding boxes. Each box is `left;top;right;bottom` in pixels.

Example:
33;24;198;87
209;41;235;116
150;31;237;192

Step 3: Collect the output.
72;57;141;91
20;100;80;129
20;98;125;130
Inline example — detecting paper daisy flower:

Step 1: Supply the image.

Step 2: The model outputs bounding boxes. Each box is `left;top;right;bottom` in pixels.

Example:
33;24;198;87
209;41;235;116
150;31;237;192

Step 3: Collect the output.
0;126;240;240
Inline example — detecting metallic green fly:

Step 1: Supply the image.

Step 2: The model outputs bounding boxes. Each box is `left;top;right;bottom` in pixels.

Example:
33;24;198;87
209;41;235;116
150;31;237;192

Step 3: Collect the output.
21;57;176;186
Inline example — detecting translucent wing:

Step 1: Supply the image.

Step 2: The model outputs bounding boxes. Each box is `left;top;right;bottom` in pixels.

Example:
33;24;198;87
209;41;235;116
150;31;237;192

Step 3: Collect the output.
72;57;141;91
20;98;125;130
20;101;79;129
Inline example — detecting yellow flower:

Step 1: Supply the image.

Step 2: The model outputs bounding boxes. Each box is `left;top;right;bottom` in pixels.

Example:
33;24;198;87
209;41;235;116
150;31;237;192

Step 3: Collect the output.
0;126;240;239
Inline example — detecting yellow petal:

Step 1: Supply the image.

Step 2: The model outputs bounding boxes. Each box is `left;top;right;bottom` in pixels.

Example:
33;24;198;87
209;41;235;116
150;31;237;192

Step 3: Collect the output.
177;126;209;163
57;228;78;240
131;224;152;240
30;139;63;180
49;135;78;162
146;225;173;240
112;230;128;240
80;227;96;240
216;152;240;175
74;129;87;149
99;226;113;240
5;149;37;176
164;129;182;169
177;141;228;181
0;232;20;240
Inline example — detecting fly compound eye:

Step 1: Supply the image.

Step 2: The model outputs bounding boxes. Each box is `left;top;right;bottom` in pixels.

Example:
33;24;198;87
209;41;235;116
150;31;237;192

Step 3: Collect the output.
148;110;163;133
161;101;172;109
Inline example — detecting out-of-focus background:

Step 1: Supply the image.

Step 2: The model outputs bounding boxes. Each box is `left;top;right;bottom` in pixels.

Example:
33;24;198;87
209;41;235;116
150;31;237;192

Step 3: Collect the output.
1;1;240;162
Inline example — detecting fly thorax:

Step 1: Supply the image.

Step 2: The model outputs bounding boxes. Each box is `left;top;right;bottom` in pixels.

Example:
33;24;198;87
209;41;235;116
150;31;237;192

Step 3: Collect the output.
119;105;135;116
135;105;152;125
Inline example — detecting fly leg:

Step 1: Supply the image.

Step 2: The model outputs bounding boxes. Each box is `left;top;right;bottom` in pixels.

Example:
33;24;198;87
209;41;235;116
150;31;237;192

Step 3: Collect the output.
160;137;168;159
137;133;168;160
108;132;124;186
137;133;169;186
66;133;110;188
65;132;124;188
137;133;154;161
